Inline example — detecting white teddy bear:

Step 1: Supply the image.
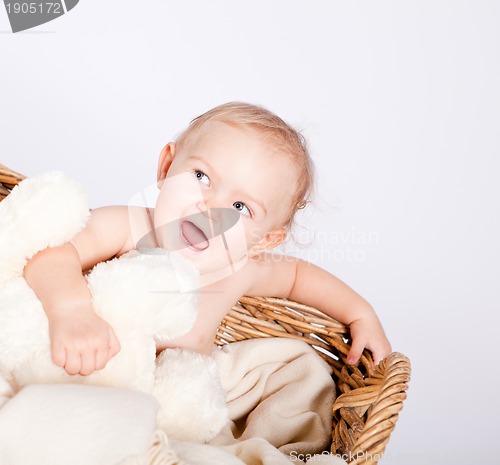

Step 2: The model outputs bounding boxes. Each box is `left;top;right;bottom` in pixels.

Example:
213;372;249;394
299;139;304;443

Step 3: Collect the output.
0;171;228;442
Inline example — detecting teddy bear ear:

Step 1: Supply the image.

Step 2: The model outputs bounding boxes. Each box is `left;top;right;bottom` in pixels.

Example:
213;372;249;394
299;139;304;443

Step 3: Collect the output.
0;171;90;282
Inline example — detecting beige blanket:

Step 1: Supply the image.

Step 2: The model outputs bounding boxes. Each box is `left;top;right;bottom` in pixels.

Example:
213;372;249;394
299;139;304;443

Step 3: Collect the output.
164;338;336;465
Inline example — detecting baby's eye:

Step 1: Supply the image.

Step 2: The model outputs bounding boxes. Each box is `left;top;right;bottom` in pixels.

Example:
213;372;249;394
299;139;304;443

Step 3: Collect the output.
233;201;251;217
194;170;210;186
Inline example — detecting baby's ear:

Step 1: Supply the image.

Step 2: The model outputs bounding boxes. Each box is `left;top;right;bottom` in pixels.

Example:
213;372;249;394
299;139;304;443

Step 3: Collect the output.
157;143;176;189
251;228;287;256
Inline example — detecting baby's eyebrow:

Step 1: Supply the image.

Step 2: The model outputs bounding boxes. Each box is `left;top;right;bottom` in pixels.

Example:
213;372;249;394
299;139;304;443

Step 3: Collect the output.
188;155;212;169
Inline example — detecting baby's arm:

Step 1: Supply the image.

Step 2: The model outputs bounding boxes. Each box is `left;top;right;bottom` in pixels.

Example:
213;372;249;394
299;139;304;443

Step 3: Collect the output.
23;206;131;375
247;254;391;365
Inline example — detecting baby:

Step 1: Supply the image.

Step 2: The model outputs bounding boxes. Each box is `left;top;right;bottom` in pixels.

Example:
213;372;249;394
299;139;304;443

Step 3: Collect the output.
24;102;391;377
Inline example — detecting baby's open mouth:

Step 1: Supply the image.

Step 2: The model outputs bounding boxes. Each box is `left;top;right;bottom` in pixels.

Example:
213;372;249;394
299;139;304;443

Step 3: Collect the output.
180;220;209;251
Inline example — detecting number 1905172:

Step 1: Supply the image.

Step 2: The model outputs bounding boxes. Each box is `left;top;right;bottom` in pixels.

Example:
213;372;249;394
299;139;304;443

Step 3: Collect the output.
5;2;62;14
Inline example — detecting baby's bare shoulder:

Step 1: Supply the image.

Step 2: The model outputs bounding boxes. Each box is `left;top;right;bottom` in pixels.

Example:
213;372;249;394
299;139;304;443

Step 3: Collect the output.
243;252;299;298
120;205;158;253
70;205;152;270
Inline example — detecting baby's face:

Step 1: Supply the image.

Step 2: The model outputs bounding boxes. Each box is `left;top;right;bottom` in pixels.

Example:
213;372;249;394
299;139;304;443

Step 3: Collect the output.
154;121;297;282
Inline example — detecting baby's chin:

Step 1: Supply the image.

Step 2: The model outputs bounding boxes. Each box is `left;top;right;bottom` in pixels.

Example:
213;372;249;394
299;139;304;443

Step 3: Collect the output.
173;238;248;284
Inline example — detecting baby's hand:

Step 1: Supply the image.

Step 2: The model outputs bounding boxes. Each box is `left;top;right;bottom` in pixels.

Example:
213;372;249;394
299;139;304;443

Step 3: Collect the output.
346;314;392;366
48;312;121;376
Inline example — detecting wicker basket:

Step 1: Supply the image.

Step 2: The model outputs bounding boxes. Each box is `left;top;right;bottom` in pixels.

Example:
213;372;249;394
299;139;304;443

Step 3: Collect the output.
0;164;25;201
0;165;410;465
218;297;410;464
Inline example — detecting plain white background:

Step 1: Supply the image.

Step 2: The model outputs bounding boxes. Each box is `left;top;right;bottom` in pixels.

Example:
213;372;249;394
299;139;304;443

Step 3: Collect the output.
1;1;499;464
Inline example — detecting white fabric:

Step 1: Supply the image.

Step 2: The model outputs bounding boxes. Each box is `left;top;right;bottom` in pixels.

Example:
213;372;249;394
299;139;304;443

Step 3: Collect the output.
0;384;159;465
169;438;246;465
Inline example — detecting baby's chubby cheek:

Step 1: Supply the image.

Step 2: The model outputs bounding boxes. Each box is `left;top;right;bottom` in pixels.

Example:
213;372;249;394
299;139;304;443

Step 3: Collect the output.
153;172;204;248
214;212;249;269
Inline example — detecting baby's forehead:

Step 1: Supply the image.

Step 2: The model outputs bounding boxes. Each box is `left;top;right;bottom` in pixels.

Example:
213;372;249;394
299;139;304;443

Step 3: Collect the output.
180;119;299;186
186;119;276;148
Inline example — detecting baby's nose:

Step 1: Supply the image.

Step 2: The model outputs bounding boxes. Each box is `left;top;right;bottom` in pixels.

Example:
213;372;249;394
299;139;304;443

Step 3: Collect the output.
204;208;241;237
201;209;214;221
196;200;214;219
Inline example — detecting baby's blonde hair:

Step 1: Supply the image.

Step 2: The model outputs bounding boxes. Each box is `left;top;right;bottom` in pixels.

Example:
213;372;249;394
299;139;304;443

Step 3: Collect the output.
176;102;315;230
